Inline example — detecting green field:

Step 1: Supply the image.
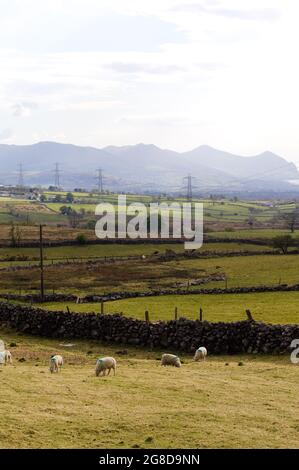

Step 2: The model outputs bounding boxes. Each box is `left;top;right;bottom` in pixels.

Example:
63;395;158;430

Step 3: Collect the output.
210;229;299;240
31;291;299;324
0;241;271;263
1;252;298;296
0;329;298;449
183;254;299;288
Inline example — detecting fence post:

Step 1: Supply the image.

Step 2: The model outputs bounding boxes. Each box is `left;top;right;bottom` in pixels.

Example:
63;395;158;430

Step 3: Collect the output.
199;307;203;321
66;306;70;314
174;307;178;320
245;309;254;321
145;310;150;323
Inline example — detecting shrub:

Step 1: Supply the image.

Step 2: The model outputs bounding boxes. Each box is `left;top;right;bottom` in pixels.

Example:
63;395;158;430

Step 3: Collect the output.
76;234;87;245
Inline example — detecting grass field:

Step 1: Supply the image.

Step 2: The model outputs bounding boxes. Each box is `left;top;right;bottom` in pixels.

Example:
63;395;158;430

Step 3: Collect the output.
0;194;297;234
1;252;298;295
210;229;298;240
0;241;271;263
31;291;299;324
185;254;299;288
0;329;298;449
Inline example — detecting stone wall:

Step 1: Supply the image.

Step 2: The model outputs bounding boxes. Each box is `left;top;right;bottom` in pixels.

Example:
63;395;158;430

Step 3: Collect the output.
0;301;298;355
2;283;299;304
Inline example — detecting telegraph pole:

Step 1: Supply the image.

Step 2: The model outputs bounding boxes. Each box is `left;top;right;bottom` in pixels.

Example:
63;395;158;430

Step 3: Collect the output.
39;225;44;300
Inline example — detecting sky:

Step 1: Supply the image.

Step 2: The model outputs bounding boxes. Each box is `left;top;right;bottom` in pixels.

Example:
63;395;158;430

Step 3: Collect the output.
0;0;299;164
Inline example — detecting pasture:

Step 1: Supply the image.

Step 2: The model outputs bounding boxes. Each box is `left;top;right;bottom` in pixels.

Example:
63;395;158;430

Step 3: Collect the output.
0;329;298;449
0;252;298;296
32;291;299;324
1;192;297;233
0;241;271;264
0;194;298;449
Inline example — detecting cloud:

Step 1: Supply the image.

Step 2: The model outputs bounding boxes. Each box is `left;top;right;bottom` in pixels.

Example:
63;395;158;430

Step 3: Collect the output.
172;4;280;21
0;11;187;53
0;128;13;141
11;101;38;117
104;62;185;74
116;114;204;127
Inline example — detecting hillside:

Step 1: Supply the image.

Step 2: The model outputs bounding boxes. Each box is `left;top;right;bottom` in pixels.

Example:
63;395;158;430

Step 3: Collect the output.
0;142;298;192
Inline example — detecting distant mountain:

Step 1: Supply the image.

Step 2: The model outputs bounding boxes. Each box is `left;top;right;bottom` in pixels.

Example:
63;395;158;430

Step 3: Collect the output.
181;145;298;181
0;141;298;192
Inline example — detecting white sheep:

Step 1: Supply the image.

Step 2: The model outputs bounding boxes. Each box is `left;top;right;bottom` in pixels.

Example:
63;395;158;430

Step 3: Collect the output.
49;355;64;373
161;353;181;368
0;350;12;365
194;347;207;362
95;357;117;377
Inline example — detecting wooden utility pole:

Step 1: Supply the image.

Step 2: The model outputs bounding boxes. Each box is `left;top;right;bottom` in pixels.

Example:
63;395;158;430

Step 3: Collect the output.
39;224;44;300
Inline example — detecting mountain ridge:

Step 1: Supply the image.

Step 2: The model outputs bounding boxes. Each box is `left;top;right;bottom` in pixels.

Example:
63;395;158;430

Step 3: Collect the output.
0;141;298;191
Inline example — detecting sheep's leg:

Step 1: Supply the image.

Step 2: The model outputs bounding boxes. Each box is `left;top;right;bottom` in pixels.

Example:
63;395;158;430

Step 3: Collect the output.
107;368;111;376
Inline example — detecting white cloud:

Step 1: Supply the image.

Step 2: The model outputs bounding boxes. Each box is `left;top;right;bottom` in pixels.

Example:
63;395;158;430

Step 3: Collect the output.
0;0;298;164
0;128;13;141
11;101;38;117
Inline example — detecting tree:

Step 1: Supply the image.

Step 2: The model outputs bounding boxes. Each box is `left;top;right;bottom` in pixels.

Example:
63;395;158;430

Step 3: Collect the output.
281;209;299;233
54;194;63;203
66;192;74;203
59;205;72;216
247;216;255;229
9;223;22;247
272;235;293;254
68;209;81;228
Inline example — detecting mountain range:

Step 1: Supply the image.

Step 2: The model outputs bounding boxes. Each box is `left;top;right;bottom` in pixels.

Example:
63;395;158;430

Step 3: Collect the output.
0;141;298;193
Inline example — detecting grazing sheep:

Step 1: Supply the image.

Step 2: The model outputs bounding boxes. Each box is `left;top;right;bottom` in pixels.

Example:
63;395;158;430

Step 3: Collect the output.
194;347;207;362
161;353;181;368
49;355;64;373
95;357;116;377
0;350;12;365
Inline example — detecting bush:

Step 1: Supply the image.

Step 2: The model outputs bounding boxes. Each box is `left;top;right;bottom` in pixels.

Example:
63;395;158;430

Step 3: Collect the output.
85;219;96;230
76;234;87;245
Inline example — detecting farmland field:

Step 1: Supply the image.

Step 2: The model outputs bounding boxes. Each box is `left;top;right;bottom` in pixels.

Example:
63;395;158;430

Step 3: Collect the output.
0;241;272;262
0;193;299;451
0;252;298;296
31;291;299;324
0;329;298;449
